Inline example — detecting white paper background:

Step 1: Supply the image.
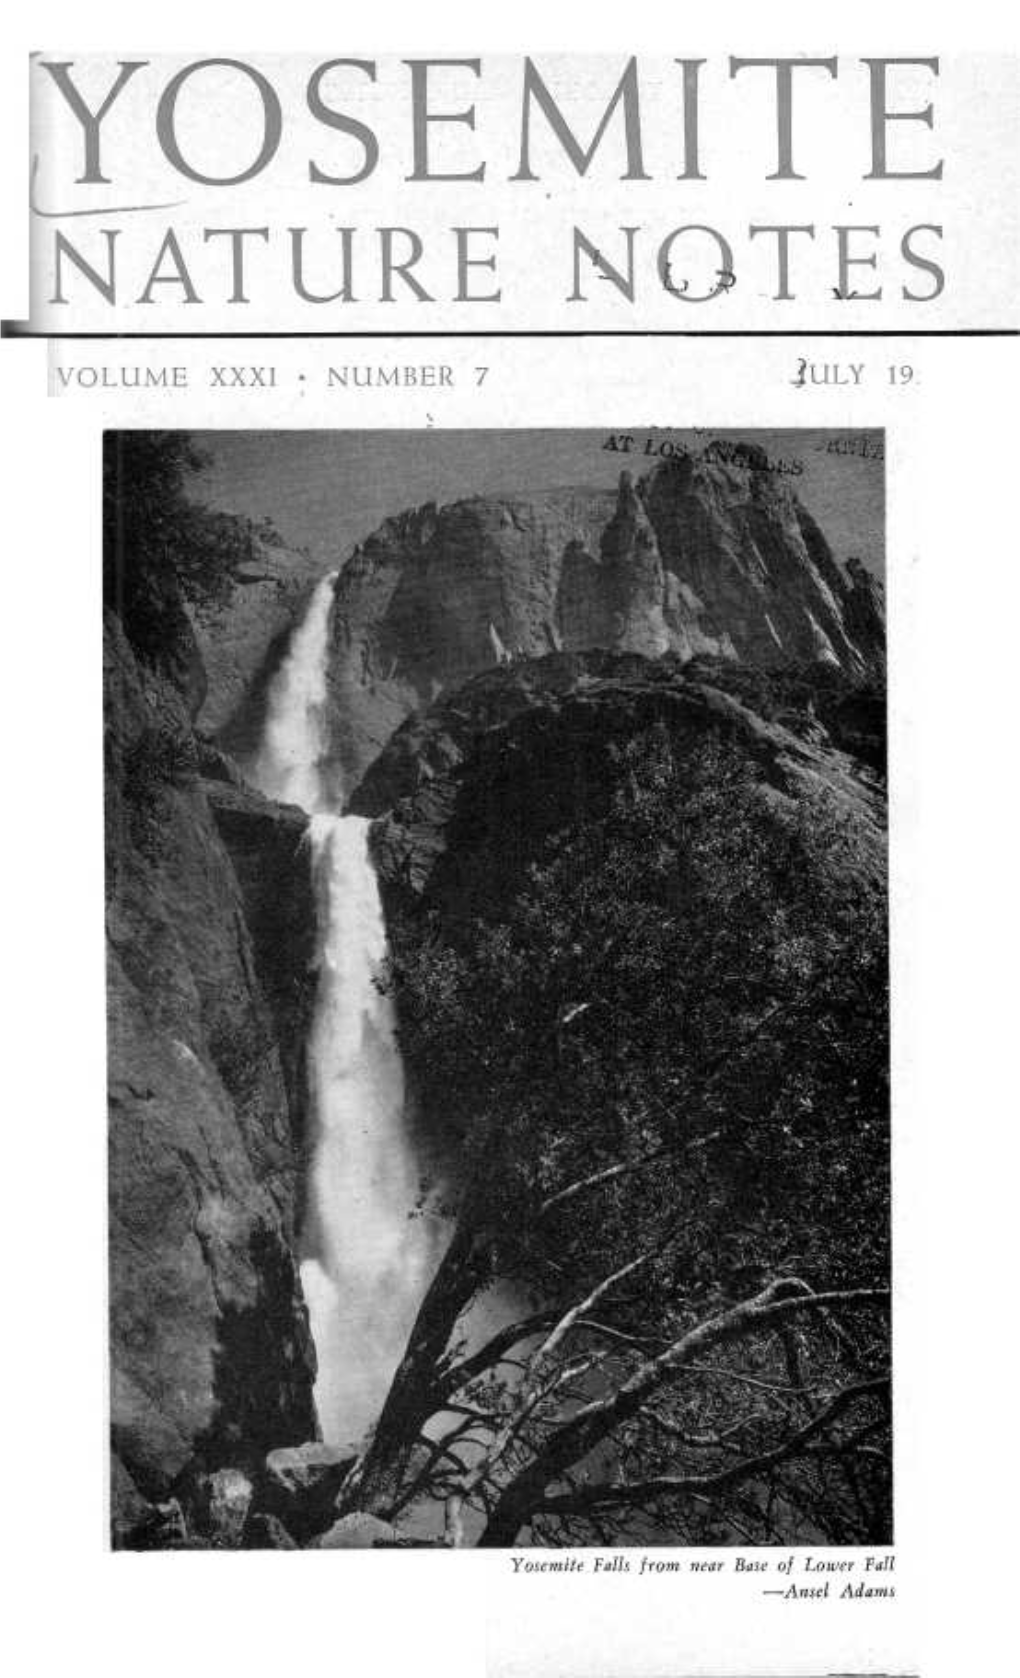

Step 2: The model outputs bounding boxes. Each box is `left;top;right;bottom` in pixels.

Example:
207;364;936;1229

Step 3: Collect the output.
1;5;1017;1678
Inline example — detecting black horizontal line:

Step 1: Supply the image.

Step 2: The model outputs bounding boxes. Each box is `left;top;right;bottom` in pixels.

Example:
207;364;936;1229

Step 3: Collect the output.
2;324;1018;341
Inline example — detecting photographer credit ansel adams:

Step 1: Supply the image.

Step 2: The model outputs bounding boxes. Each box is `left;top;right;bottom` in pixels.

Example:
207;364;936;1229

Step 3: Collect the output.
105;428;889;1551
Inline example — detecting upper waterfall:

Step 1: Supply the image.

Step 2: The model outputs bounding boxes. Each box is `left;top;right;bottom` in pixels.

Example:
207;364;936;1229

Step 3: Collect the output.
251;570;337;813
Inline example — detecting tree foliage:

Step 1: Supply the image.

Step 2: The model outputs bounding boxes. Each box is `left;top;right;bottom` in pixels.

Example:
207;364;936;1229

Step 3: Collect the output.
337;733;890;1546
103;430;279;621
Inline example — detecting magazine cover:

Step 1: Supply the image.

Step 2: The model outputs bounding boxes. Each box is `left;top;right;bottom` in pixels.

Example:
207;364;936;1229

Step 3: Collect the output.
1;17;1017;1678
104;426;890;1554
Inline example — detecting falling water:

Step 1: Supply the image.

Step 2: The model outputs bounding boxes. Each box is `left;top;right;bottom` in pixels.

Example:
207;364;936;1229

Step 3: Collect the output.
301;814;441;1440
250;573;439;1443
251;571;337;813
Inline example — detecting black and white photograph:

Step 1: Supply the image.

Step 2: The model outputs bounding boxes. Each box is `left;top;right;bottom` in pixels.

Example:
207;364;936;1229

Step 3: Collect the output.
105;428;890;1550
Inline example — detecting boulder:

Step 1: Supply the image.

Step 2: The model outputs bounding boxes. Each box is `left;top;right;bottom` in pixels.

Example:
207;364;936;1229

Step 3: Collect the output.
197;1467;254;1546
262;1442;357;1540
119;1498;191;1550
243;1512;299;1550
311;1512;402;1550
110;1453;157;1549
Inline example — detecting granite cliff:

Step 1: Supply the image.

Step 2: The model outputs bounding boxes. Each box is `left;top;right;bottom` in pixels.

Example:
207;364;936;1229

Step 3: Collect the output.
195;447;884;792
105;576;319;1545
194;540;324;747
349;651;885;919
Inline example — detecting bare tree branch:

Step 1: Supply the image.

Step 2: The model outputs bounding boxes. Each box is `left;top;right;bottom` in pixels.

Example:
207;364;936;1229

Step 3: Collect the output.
477;1281;889;1545
536;1377;889;1517
533;1245;667;1369
437;1310;554;1403
642;1402;756;1451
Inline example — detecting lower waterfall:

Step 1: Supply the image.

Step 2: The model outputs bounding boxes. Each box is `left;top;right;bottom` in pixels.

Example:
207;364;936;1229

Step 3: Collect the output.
250;573;439;1444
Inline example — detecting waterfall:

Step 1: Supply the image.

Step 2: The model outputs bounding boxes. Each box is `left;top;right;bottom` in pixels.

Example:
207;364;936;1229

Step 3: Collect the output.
250;574;439;1443
302;814;440;1440
252;571;336;813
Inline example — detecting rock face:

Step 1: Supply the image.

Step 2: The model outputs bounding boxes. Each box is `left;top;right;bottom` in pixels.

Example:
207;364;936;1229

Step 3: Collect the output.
197;448;883;795
843;555;887;659
193;1466;254;1546
312;1512;402;1549
349;651;885;915
192;542;324;753
262;1442;357;1541
243;1512;299;1550
204;780;316;1142
105;581;318;1544
320;486;614;787
220;451;882;791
